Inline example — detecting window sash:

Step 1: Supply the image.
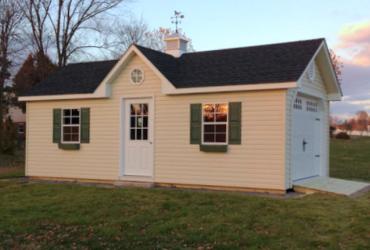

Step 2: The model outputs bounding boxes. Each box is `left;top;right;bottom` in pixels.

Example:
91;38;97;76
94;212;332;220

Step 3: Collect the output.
61;109;80;144
201;103;228;145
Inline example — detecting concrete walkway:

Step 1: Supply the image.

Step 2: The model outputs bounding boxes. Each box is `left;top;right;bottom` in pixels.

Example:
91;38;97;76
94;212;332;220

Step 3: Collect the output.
294;177;370;196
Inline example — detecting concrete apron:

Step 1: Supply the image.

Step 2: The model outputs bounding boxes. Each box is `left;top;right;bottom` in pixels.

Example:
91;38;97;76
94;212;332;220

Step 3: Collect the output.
294;177;370;197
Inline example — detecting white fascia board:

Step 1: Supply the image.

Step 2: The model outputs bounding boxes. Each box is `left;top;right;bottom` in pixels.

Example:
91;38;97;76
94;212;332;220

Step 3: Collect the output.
321;42;343;97
18;93;107;101
163;81;297;95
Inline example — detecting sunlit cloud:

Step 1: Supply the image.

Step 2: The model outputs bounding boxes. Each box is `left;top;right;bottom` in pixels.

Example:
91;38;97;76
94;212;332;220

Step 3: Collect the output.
336;20;370;66
330;21;370;117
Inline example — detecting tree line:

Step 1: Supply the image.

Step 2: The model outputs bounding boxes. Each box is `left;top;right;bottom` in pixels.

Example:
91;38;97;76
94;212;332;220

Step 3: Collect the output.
331;111;370;135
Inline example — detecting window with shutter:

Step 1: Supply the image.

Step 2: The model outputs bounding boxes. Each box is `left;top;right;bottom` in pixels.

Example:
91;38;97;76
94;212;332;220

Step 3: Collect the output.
190;102;242;152
53;107;90;149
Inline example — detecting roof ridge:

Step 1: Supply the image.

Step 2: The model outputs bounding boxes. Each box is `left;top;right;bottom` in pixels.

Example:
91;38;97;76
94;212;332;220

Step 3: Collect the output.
182;38;325;56
134;44;176;59
66;59;118;66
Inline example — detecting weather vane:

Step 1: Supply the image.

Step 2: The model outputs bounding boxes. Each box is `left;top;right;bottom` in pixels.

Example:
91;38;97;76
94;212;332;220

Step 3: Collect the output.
171;11;184;34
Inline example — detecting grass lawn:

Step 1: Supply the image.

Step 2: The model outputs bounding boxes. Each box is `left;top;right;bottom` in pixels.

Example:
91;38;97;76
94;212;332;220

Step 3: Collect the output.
0;138;369;248
0;181;369;249
330;137;370;182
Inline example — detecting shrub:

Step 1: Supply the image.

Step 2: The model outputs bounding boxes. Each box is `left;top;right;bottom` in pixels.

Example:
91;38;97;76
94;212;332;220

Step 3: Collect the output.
1;117;17;154
330;126;336;138
335;132;350;140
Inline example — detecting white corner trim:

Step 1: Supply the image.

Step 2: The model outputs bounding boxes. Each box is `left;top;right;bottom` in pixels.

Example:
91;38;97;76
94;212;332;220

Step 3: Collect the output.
163;81;297;95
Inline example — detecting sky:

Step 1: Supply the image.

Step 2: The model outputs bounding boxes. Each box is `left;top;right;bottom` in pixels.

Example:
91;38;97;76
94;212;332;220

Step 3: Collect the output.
123;0;370;118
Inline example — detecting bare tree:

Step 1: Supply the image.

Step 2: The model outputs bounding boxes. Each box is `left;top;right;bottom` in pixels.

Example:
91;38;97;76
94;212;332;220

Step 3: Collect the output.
108;21;195;57
107;17;149;56
330;49;343;85
17;0;52;55
51;0;125;67
356;110;369;135
0;0;23;150
19;0;125;67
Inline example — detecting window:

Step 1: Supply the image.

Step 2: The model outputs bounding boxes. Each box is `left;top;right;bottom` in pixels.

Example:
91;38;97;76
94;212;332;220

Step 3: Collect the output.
294;98;303;110
202;103;228;144
130;68;144;85
130;103;148;140
62;109;80;143
306;100;318;112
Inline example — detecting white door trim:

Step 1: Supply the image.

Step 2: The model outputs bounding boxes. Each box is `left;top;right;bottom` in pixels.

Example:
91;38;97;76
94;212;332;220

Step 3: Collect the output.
120;96;155;178
291;93;323;182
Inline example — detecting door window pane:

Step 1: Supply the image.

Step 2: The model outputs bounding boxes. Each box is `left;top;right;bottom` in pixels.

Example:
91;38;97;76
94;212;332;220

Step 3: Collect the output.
129;103;149;141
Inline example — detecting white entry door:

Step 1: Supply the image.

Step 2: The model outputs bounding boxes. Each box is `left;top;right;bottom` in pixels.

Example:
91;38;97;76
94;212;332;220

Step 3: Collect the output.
123;98;153;176
292;96;321;181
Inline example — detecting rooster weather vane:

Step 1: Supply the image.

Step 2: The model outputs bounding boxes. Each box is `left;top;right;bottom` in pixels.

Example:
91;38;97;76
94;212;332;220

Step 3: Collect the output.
171;11;184;34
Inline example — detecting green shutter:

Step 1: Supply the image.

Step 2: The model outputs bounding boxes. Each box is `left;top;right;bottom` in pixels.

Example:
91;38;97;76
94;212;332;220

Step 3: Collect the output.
229;102;242;145
53;109;61;143
80;108;90;143
190;103;202;144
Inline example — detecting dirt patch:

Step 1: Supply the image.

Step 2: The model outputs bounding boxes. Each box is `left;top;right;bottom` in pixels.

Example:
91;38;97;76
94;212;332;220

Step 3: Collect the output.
0;166;24;178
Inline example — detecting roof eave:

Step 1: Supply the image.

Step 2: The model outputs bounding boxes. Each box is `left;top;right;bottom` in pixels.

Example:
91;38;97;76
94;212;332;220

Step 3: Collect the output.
162;81;297;95
18;92;107;102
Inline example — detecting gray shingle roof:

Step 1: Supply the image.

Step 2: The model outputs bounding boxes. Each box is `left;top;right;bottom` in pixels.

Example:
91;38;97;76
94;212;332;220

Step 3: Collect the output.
25;38;324;96
25;60;117;96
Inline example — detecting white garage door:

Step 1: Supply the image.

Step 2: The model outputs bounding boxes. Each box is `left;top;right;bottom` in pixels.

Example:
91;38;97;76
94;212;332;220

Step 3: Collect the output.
292;96;321;181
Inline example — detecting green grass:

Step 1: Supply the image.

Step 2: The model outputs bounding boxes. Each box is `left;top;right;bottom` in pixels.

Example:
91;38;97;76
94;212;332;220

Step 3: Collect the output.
0;138;369;248
330;137;370;182
0;181;369;249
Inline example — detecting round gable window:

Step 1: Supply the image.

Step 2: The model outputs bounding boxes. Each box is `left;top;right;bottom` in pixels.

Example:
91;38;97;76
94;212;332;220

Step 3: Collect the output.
130;68;144;85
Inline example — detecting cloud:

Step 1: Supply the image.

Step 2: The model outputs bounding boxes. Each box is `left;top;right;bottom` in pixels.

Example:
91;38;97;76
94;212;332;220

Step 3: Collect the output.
331;21;370;117
336;20;370;66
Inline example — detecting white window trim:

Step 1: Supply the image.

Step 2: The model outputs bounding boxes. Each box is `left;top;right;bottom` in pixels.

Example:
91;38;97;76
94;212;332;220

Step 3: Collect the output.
61;108;81;144
201;103;228;145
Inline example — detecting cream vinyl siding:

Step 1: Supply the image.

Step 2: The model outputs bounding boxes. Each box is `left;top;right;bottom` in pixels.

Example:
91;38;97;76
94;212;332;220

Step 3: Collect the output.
300;61;328;98
26;54;287;190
